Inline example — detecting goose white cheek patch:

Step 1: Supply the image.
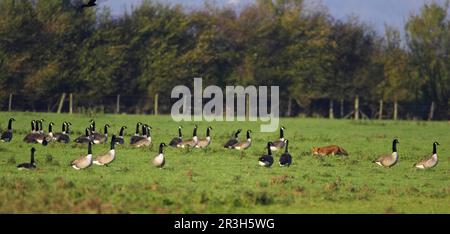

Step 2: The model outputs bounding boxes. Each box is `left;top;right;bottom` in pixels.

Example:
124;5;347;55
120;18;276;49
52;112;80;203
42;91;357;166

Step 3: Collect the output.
171;78;280;133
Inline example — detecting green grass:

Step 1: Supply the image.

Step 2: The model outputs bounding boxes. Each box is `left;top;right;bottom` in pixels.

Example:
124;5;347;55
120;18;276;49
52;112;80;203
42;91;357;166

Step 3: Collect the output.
0;112;449;214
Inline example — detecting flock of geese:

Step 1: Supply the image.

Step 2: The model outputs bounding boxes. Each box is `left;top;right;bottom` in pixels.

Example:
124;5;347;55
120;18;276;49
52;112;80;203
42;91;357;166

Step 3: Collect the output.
0;117;443;171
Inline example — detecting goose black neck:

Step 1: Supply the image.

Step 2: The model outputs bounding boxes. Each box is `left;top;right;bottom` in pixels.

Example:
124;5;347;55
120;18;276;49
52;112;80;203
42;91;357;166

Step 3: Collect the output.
433;143;437;154
135;124;140;135
285;140;289;153
85;129;90;137
92;122;96;131
267;143;272;156
392;140;397;153
48;124;53;133
206;128;211;137
62;123;66;132
142;125;146;136
147;128;151;137
193;127;197;137
247;131;251;140
30;149;35;164
31;121;35;131
38;121;42;131
104;125;108;134
119;127;125;137
280;128;284;139
88;142;92;155
159;144;164;154
178;128;182;138
110;137;116;150
7;119;13;130
142;126;147;137
234;130;240;138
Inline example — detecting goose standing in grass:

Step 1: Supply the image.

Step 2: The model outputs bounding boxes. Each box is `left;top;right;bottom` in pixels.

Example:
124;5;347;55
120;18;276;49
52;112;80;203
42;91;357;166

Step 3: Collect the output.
259;142;274;167
279;140;292;167
75;128;93;144
1;118;15;142
132;125;152;148
116;126;127;145
91;124;110;144
17;148;37;170
271;126;286;151
71;141;93;170
169;126;183;147
224;129;242;148
414;142;440;169
178;125;198;148
54;122;70;143
153;143;167;168
94;135;117;166
232;130;252;150
130;122;143;144
196;127;212;149
373;139;399;168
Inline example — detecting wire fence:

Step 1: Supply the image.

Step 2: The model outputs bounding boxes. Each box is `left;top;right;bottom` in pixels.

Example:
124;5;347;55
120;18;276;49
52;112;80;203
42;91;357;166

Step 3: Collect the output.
0;93;440;120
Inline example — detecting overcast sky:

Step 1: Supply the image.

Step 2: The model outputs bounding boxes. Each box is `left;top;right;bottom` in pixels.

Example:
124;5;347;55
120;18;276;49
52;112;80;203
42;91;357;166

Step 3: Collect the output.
102;0;446;33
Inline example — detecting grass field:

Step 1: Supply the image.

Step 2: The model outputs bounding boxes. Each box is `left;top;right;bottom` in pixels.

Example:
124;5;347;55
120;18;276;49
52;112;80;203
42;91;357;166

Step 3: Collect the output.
0;112;449;214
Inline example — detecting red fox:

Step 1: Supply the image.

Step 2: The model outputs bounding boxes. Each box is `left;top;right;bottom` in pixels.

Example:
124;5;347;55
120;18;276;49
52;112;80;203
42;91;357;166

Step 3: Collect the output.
312;145;348;156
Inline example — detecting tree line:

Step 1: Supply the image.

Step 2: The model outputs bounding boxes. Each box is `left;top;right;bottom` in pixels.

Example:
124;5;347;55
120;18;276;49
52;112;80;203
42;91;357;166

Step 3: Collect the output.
0;0;449;120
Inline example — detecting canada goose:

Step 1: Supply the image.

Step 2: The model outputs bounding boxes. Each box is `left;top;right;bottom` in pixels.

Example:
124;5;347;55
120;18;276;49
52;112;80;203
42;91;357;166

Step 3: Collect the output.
24;120;42;143
17;148;37;170
259;142;274;167
271;126;286;151
132;126;152;148
93;135;117;166
153;143;167;168
224;129;242;148
373;139;399;168
414;142;440;169
177;125;198;148
71;141;93;170
279;140;292;167
232;130;252;150
1;118;15;142
91;124;110;144
54;122;70;143
116;126;127;145
196;127;212;148
35;122;55;144
75;128;93;144
36;119;45;135
169;126;183;147
131;123;149;144
130;122;143;144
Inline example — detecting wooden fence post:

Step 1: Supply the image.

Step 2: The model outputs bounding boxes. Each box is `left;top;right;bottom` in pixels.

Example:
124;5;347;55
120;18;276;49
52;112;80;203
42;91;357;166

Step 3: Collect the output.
57;93;66;114
116;94;120;114
379;99;383;120
428;101;435;121
393;100;398;120
154;94;159;116
69;93;73;114
329;99;334;119
354;96;360;120
8;93;13;112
